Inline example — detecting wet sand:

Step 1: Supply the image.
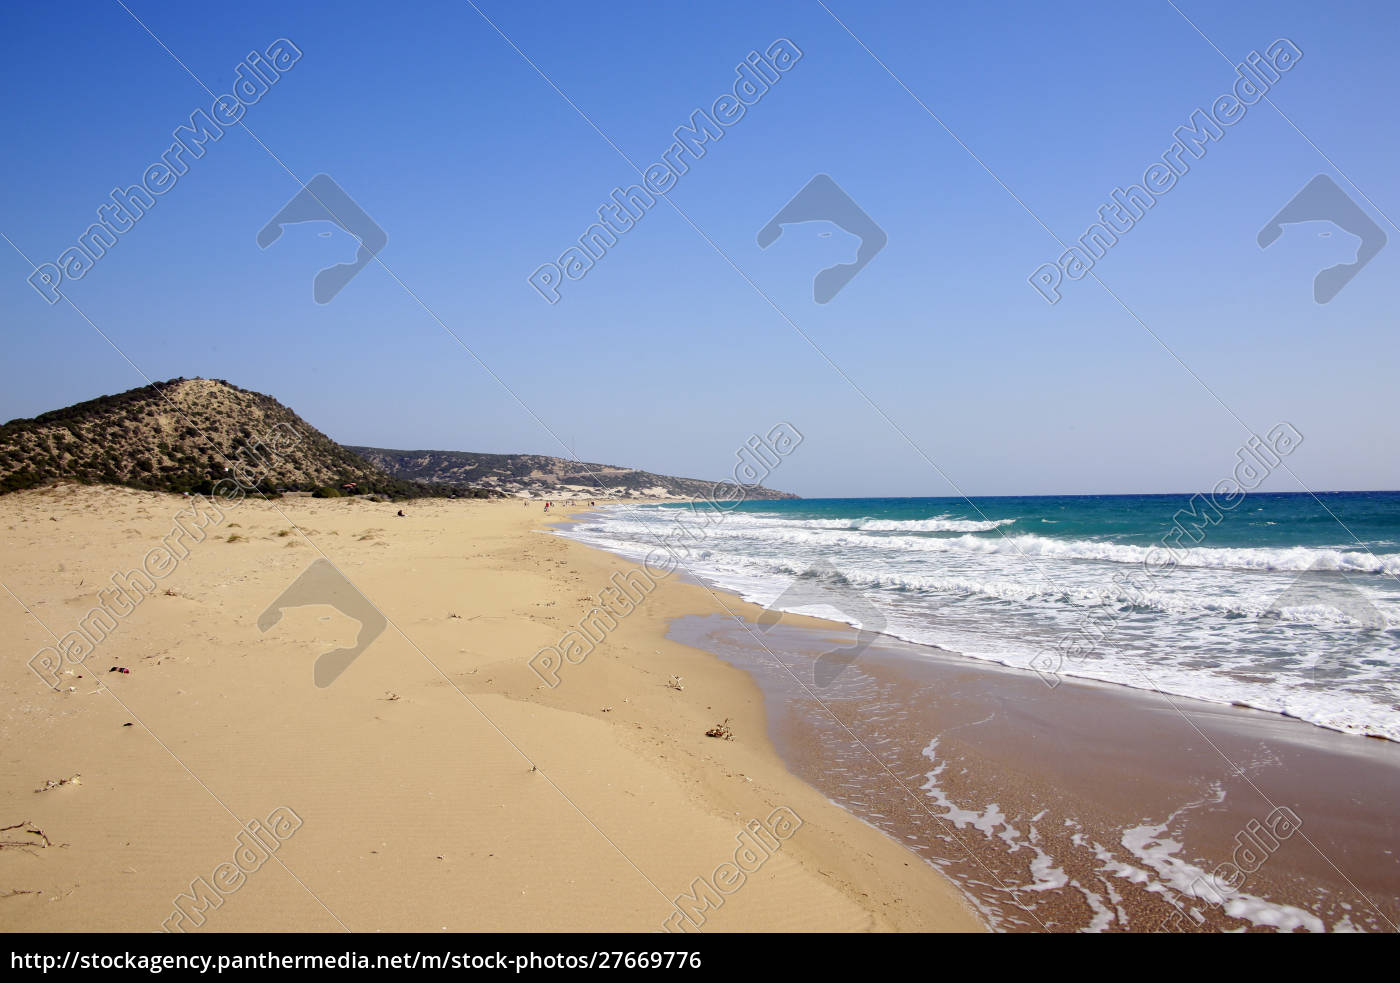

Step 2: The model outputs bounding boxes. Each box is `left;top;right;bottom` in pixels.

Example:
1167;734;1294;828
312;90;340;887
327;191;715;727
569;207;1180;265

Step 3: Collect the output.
668;614;1400;932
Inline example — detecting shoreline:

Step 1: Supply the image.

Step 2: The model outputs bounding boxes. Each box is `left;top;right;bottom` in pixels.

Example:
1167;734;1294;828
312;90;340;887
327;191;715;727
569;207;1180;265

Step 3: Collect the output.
559;502;1400;931
0;485;981;932
560;500;1400;746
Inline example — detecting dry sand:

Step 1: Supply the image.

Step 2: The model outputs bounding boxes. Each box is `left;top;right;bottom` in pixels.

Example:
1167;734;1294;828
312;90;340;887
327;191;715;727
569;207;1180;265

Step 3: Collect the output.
0;484;980;933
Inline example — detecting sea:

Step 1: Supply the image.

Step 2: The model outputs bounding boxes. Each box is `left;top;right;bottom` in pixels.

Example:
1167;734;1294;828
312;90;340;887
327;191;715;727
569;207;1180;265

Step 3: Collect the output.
558;492;1400;742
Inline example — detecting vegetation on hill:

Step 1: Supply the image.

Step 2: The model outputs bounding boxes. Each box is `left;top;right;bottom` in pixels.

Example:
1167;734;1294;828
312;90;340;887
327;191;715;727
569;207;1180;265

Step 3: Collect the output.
347;446;800;500
0;378;795;502
0;379;496;500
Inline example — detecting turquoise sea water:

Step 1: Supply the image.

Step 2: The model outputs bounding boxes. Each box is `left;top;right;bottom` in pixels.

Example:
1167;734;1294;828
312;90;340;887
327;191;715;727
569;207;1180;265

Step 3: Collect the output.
561;492;1400;740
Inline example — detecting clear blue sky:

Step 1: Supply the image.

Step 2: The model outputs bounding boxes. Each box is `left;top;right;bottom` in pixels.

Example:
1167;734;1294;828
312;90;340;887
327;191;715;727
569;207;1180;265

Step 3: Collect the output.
2;0;1396;497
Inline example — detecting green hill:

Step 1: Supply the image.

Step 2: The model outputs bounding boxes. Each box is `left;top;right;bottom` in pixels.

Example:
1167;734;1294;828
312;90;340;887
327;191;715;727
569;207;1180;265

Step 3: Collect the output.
0;378;490;499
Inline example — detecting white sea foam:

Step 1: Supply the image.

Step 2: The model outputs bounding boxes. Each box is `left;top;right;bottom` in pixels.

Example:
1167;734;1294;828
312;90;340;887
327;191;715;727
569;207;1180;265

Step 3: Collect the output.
1118;823;1325;933
709;513;1017;533
590;508;1400;575
920;742;1332;932
825;529;1400;576
854;516;1017;533
559;505;1400;741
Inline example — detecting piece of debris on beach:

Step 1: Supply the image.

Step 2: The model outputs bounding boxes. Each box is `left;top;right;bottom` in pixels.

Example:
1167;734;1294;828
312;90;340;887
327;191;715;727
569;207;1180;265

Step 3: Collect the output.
0;821;53;850
705;718;734;740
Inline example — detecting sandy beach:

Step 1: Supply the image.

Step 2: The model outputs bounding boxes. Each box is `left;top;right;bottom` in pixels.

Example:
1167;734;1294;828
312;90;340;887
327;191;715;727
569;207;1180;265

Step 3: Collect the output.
0;484;981;933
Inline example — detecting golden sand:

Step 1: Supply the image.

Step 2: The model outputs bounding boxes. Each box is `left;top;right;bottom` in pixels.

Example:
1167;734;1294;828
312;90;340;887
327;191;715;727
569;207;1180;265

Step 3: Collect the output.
0;485;979;932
